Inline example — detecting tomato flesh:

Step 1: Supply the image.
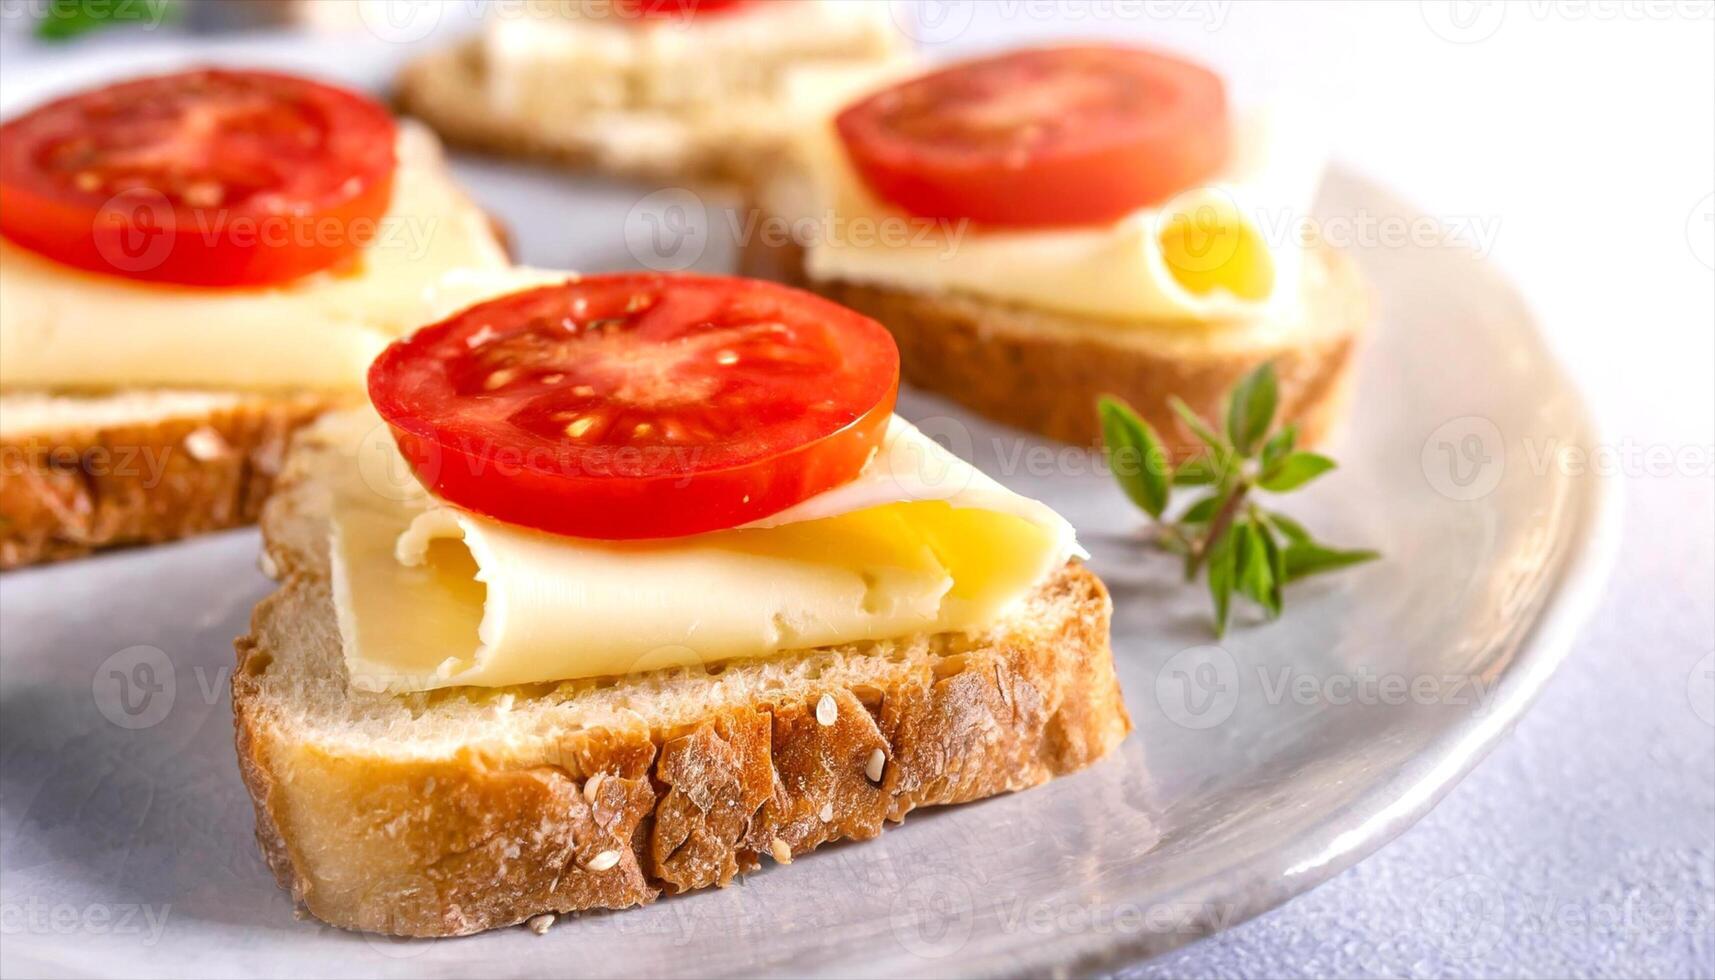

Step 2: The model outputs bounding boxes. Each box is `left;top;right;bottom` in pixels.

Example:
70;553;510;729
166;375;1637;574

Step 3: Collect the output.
0;69;397;287
617;0;751;19
369;274;900;540
835;45;1230;228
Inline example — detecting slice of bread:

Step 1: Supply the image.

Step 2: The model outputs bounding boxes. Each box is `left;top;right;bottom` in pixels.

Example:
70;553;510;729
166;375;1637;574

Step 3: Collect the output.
741;228;1367;452
393;40;764;186
0;390;343;568
395;38;897;188
233;410;1131;936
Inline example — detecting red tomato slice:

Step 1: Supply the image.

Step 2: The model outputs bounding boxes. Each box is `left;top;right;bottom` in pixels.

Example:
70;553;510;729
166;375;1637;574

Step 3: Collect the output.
0;69;396;287
616;0;751;19
835;45;1230;228
368;274;900;540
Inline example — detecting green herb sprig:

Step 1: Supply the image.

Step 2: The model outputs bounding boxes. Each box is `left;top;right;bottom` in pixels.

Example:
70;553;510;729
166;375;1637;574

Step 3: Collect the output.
1100;362;1378;636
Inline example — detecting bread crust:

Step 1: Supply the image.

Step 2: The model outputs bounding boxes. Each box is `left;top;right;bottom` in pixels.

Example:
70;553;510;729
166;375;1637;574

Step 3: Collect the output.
232;417;1131;937
235;564;1124;937
0;392;338;568
740;224;1367;452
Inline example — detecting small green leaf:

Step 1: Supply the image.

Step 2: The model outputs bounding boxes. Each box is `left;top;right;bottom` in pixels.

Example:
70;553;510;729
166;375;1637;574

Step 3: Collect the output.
1233;521;1276;616
1225;362;1279;456
1259;452;1336;492
1169;396;1231;459
1268;510;1313;543
1260;423;1298;474
1254;513;1288;615
1099;396;1171;519
1179;493;1224;525
1172;454;1222;486
1283;543;1381;581
1206;527;1238;636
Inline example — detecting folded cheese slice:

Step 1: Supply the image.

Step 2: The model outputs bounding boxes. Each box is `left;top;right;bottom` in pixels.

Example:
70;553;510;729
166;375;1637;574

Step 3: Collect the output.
330;417;1081;693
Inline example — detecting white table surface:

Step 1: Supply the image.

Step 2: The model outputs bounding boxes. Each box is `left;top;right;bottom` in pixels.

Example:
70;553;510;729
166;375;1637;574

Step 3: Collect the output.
1;3;1710;977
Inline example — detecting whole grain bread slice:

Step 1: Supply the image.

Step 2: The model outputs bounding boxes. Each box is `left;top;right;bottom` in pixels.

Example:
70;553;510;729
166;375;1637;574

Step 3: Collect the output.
741;229;1368;451
232;410;1132;937
0;390;342;569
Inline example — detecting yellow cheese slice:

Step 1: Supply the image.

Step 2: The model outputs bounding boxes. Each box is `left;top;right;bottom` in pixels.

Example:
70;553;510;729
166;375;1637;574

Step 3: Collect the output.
330;416;1079;692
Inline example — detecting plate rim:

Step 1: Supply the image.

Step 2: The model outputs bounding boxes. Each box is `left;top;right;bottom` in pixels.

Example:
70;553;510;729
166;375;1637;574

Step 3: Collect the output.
0;38;1622;979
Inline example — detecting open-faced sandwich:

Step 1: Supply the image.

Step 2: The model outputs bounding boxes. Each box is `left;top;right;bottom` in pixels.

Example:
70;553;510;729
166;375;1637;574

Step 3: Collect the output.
742;44;1368;450
0;68;510;567
234;272;1129;936
396;0;913;186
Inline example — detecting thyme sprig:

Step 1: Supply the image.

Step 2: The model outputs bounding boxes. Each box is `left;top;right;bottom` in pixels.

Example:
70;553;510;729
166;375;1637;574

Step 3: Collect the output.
1100;362;1379;636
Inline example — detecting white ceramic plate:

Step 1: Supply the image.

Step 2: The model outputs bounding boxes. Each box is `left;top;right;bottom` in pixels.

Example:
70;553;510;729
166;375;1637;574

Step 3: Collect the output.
0;37;1617;979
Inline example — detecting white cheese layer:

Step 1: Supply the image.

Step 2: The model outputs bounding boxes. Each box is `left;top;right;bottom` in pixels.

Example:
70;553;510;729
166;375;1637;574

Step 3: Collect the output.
770;106;1328;324
330;416;1080;693
0;122;509;393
